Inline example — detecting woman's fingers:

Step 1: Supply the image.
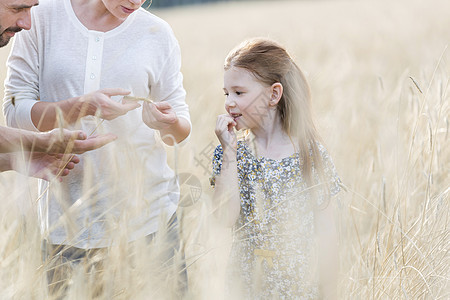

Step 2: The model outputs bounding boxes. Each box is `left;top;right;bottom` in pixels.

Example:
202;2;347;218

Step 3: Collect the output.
142;101;178;128
100;88;131;97
153;101;172;111
102;99;140;119
146;101;174;119
119;101;141;114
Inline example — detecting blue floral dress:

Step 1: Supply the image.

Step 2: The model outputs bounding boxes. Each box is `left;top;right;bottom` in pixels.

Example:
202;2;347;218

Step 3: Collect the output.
211;140;341;299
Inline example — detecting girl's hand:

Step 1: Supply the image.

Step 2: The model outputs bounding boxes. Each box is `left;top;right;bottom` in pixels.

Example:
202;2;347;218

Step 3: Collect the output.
215;114;237;151
79;88;140;120
142;101;179;130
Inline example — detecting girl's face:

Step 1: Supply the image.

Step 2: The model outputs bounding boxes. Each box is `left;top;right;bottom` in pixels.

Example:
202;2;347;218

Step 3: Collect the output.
101;0;145;20
223;67;273;131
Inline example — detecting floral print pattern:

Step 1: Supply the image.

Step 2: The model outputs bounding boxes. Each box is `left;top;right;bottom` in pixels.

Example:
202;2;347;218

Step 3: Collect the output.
211;140;341;299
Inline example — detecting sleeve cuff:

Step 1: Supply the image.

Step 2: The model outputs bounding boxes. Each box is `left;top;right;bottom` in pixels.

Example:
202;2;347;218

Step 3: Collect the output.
5;99;39;132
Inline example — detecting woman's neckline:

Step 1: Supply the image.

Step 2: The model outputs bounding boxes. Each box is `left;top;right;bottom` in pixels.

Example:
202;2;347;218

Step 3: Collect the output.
64;0;137;36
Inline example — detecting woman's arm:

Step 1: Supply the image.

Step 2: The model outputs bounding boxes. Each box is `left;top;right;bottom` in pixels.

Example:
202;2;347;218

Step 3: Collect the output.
145;38;191;146
3;17;138;132
142;101;191;145
30;88;139;132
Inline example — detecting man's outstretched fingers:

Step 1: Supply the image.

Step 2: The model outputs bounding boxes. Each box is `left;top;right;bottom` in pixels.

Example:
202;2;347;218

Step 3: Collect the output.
72;133;117;153
75;130;87;141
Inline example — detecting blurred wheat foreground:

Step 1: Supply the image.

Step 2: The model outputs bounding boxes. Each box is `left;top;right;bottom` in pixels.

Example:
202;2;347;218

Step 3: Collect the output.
0;0;449;299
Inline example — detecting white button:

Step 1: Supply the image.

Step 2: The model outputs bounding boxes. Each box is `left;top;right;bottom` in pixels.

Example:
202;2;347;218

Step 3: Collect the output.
95;37;100;42
90;73;95;79
92;55;97;60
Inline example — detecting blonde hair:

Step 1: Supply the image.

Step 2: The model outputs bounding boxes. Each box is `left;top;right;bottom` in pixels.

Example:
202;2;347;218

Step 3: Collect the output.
224;38;325;189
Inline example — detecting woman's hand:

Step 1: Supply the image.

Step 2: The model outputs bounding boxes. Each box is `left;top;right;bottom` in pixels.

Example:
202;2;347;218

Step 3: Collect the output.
142;101;178;130
215;114;237;151
31;88;139;132
78;88;140;120
142;101;191;145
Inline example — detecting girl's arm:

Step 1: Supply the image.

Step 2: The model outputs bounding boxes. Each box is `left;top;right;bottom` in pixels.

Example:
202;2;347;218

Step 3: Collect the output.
213;146;240;227
212;114;241;227
315;201;339;299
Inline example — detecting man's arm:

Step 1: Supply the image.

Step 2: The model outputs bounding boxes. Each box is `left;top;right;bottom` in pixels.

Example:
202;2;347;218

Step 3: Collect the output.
0;154;13;172
0;126;38;153
0;126;117;154
0;152;80;180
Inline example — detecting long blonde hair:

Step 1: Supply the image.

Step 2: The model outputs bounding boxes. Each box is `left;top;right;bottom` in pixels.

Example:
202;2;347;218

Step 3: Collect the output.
224;38;325;188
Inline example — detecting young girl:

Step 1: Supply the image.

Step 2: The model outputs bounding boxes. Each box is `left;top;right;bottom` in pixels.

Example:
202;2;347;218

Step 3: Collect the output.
211;38;341;299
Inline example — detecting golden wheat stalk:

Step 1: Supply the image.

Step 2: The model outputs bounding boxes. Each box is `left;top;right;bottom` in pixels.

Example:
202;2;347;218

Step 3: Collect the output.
123;95;154;104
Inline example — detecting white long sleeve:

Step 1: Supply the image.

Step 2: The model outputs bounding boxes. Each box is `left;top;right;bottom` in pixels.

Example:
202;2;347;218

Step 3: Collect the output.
3;0;191;248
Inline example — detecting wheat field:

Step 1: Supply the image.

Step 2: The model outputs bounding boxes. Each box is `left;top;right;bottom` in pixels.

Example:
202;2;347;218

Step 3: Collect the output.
0;0;449;299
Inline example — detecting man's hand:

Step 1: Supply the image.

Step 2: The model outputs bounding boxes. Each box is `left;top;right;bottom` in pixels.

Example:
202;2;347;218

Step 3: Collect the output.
10;152;80;181
35;128;117;154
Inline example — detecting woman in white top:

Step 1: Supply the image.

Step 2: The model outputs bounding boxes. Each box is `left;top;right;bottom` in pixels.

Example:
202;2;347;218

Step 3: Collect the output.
3;0;191;290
